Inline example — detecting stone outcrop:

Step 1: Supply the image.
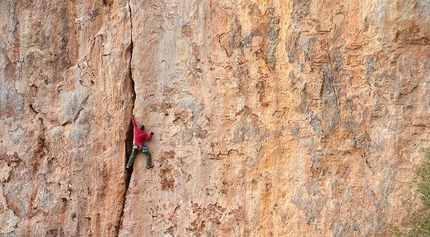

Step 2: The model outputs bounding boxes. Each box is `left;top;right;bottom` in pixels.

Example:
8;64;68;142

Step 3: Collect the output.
1;1;134;236
1;0;429;236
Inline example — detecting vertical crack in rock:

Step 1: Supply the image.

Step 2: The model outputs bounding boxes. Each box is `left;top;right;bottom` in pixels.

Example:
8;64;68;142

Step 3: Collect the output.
118;1;135;235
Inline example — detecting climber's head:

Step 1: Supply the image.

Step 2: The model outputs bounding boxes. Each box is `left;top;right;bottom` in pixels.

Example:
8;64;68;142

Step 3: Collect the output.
140;125;145;131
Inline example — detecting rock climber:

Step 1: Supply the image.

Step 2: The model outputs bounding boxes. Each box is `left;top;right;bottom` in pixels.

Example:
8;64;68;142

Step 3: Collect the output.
126;114;154;170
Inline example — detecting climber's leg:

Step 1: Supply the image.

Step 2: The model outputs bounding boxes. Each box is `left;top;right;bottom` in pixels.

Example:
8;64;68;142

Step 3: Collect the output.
144;150;153;169
126;146;138;169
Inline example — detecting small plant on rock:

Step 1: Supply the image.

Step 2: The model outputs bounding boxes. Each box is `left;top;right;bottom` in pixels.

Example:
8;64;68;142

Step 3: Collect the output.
392;148;430;236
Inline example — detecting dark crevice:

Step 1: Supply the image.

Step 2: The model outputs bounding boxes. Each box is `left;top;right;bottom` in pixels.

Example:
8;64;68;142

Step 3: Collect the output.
29;104;39;114
117;1;135;236
73;95;89;122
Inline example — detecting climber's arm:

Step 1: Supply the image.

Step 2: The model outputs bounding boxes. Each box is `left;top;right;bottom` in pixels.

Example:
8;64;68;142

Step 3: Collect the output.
145;132;153;141
131;116;138;129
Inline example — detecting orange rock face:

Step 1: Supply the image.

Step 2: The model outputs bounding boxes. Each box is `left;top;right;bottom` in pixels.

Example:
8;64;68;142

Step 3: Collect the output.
1;0;429;236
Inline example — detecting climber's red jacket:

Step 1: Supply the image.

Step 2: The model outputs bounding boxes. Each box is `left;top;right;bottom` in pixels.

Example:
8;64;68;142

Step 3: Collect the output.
132;117;153;147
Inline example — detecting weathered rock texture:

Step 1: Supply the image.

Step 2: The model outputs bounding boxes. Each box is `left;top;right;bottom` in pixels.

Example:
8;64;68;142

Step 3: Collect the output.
1;0;429;236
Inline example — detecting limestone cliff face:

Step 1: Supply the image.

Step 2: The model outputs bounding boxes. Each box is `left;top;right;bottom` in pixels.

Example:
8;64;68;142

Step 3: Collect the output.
1;1;133;236
1;0;429;236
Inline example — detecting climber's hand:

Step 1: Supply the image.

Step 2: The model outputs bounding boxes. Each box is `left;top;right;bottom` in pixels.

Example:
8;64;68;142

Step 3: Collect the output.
150;132;154;135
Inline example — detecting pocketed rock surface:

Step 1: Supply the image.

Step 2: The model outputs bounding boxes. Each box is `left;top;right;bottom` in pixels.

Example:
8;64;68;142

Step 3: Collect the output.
1;0;429;236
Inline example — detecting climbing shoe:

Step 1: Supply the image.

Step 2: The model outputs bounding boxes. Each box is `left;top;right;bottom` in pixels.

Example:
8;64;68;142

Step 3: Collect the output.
146;164;154;169
125;166;130;171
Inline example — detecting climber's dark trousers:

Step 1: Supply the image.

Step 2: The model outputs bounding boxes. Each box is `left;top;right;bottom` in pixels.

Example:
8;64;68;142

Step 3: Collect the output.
126;146;152;168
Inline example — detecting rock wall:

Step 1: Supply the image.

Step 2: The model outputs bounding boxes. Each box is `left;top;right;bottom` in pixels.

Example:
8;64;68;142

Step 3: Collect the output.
1;0;429;236
0;1;134;236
